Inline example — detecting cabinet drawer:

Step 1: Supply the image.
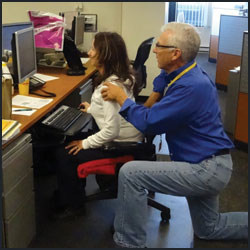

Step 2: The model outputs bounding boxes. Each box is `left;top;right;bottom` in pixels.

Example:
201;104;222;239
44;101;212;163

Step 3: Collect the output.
2;220;6;248
4;192;36;248
3;169;34;220
2;142;33;193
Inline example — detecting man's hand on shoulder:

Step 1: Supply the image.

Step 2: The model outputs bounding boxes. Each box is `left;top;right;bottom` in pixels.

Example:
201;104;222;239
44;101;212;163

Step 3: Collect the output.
101;82;128;106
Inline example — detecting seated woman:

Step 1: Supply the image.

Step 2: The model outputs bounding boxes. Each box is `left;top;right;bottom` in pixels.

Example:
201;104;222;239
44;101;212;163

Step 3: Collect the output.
51;32;143;219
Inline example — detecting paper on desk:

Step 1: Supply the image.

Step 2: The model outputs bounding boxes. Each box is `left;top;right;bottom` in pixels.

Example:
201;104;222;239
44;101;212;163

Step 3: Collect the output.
33;73;59;82
12;107;37;116
81;58;90;64
12;95;53;109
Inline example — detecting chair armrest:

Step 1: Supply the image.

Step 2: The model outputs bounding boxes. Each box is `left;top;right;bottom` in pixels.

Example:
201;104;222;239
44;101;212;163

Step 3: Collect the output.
101;141;156;161
102;141;140;151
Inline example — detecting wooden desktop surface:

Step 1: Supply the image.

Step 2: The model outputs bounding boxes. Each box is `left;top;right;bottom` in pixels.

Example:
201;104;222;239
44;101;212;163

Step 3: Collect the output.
3;61;96;148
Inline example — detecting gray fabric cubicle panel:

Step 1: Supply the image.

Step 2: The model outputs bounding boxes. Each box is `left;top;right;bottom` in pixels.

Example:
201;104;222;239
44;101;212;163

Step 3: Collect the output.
240;32;248;93
218;15;248;56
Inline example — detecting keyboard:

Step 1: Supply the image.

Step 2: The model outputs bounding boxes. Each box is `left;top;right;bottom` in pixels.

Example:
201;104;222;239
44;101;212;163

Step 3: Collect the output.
42;105;84;132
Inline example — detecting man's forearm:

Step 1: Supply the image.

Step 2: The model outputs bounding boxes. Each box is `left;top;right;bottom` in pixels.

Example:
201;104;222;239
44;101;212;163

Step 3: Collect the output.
144;92;162;107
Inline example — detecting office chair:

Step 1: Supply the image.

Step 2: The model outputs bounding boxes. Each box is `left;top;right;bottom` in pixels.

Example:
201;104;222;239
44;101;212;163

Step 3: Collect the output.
77;135;171;222
131;37;155;93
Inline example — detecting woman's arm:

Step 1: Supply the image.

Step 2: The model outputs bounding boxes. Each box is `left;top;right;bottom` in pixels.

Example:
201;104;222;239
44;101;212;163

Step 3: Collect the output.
82;85;121;149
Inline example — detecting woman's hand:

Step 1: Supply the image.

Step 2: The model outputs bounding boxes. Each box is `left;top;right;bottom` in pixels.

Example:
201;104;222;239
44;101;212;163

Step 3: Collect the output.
65;140;83;155
78;102;90;112
101;82;128;106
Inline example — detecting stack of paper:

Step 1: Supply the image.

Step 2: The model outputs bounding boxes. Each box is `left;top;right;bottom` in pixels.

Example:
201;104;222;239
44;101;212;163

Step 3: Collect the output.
2;119;21;144
12;95;53;109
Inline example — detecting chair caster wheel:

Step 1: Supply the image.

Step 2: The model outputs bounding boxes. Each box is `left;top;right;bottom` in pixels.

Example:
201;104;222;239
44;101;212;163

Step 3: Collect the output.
161;211;170;223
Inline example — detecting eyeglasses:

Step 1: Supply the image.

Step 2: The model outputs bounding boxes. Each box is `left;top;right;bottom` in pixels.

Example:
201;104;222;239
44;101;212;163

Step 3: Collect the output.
155;42;177;49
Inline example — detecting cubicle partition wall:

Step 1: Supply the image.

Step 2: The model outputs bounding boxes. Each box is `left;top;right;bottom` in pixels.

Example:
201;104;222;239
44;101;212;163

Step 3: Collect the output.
60;77;93;108
239;31;248;94
215;15;248;89
234;31;248;144
209;35;219;62
225;31;248;144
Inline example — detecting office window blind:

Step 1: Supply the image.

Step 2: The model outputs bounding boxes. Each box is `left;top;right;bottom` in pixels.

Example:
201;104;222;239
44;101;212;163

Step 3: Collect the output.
176;2;209;27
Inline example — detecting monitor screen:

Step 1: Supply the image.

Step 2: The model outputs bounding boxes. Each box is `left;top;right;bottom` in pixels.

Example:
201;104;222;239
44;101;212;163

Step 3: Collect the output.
63;34;86;76
74;15;85;47
2;22;33;53
11;27;37;84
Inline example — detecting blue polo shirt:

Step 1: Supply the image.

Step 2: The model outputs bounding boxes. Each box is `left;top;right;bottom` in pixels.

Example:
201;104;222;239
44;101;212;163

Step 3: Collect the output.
120;60;234;163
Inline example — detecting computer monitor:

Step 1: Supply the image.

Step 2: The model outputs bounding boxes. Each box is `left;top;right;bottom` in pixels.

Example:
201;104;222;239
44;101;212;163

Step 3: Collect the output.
60;14;86;75
2;22;33;54
72;15;85;47
63;34;86;76
11;27;37;85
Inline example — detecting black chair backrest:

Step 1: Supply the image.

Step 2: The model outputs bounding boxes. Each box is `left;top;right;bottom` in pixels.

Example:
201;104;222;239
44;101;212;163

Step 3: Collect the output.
133;37;154;70
132;37;154;92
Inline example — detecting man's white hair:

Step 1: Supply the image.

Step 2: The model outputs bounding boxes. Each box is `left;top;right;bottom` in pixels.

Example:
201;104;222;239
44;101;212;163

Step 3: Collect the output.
161;22;201;62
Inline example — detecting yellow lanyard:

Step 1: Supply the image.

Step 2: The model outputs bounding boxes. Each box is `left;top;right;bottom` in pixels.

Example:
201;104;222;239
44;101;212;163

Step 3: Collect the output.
164;61;197;95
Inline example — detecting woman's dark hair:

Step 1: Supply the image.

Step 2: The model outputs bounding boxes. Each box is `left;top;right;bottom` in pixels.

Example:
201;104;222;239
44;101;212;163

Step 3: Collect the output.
92;32;138;96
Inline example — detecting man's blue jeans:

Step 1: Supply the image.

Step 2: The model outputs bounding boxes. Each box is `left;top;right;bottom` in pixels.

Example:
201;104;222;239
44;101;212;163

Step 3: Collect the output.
113;154;248;248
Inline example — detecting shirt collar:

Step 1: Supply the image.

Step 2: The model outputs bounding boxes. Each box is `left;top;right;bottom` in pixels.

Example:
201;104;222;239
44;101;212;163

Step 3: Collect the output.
167;60;196;83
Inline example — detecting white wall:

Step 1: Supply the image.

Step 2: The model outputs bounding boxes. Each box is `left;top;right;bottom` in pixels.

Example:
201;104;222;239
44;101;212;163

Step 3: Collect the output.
2;2;78;22
197;27;211;48
121;2;166;96
80;2;122;51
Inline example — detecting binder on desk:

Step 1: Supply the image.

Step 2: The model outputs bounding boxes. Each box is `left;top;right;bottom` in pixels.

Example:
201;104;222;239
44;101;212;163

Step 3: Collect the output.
2;120;19;137
2;119;21;144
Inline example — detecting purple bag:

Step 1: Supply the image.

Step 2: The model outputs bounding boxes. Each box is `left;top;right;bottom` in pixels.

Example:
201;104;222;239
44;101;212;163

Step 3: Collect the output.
28;11;65;51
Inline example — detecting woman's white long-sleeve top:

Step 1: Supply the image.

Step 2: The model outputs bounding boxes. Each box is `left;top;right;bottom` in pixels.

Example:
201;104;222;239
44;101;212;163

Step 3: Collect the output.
82;75;143;149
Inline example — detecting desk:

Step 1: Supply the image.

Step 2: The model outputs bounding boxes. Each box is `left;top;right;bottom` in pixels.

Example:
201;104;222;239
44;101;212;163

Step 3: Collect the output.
2;61;96;248
12;62;96;142
3;61;96;149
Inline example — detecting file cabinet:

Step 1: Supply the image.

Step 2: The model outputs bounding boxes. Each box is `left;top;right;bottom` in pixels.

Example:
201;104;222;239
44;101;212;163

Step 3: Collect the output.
2;133;36;248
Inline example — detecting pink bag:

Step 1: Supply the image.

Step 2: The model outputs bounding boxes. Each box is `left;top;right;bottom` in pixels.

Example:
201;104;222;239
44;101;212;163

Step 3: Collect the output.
28;11;65;50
